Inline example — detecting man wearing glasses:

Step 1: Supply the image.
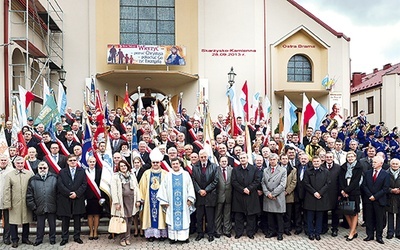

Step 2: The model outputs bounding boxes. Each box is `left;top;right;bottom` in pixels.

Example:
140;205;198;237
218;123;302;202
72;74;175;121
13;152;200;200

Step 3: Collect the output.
57;154;87;246
26;162;58;246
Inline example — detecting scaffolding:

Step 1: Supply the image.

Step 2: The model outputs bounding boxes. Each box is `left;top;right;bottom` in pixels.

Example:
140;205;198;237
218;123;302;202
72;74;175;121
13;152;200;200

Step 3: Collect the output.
8;0;63;113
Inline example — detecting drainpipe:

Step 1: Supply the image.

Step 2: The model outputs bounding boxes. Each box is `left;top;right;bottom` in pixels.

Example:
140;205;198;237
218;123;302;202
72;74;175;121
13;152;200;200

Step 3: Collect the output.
4;0;10;119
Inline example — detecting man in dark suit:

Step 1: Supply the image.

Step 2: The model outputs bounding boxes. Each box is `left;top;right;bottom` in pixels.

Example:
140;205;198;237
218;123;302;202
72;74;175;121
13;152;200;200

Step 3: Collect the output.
138;141;152;170
322;151;341;236
174;118;188;143
254;155;268;234
231;152;261;239
23;130;40;149
55;122;67;143
44;142;68;173
4;121;12;146
293;153;310;235
192;149;219;242
302;127;314;148
63;131;80;154
215;156;233;238
362;155;390;244
70;122;83;144
110;130;126;154
57;154;87;246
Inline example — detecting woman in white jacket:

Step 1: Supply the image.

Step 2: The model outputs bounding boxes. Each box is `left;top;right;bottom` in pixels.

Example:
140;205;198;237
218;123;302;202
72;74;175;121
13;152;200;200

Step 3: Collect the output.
111;160;141;247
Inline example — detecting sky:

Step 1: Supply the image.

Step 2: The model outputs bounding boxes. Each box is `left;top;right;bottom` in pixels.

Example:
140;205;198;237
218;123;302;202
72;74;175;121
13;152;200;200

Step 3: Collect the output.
295;0;400;73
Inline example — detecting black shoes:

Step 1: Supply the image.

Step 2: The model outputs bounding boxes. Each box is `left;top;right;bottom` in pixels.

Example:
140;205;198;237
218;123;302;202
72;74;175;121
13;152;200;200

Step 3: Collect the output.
74;238;83;244
284;230;292;236
277;235;283;241
224;233;231;238
294;229;302;235
315;235;321;241
387;235;393;239
331;230;338;237
60;240;68;246
235;235;242;239
377;238;384;244
214;234;221;238
363;236;373;241
11;242;18;248
248;235;254;239
33;241;42;246
22;239;33;245
308;235;314;240
208;235;214;242
195;235;203;241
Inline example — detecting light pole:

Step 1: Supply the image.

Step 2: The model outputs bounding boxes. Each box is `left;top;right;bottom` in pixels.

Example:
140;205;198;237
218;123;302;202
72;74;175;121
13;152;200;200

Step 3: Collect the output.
227;66;236;88
58;65;67;93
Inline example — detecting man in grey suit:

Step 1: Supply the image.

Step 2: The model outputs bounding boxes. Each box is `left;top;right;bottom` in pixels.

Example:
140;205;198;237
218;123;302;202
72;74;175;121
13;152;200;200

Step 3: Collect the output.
215;156;233;238
262;153;287;241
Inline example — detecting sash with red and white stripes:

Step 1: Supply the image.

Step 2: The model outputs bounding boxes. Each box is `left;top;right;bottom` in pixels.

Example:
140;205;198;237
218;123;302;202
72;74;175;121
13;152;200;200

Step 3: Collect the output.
93;151;104;168
71;132;81;143
56;138;70;156
248;124;256;131
160;160;172;172
24;160;34;173
188;128;197;141
33;132;43;141
43;155;62;174
192;140;204;150
183;158;192;175
85;169;101;200
172;127;180;135
216;122;224;130
226;152;240;167
65;112;75;122
145;145;152;153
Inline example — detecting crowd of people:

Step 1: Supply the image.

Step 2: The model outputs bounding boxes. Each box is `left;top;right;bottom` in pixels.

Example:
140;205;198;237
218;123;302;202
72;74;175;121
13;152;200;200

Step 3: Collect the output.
0;105;399;248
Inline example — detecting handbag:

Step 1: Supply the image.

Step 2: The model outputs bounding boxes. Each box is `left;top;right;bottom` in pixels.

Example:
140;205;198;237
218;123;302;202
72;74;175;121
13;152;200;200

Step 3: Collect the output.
108;213;127;234
336;198;356;215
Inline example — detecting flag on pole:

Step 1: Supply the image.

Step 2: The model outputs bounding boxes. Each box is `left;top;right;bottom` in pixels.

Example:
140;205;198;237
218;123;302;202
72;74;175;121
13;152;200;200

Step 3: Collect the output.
43;78;51;105
300;93;315;139
14;96;27;128
99;132;114;199
34;94;59;127
0;127;9;157
177;92;183;115
283;96;298;139
89;78;96;108
93;90;105;148
321;75;329;87
240;81;249;121
122;84;131;117
18;85;34;111
136;87;144;117
57;82;67;115
81;121;93;169
308;98;328;130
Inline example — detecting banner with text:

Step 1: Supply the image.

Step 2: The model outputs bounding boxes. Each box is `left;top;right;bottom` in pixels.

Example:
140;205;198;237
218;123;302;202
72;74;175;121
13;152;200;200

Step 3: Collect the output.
107;44;186;66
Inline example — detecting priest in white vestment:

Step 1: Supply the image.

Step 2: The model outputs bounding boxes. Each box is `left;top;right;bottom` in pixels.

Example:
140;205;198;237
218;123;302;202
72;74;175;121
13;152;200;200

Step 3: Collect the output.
157;157;196;243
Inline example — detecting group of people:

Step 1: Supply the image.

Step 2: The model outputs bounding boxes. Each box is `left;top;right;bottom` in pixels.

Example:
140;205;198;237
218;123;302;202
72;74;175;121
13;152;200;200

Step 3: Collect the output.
1;104;399;248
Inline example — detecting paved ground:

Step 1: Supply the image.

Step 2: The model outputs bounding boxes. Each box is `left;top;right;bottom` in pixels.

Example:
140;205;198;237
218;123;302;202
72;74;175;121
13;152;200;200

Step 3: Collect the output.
1;223;398;250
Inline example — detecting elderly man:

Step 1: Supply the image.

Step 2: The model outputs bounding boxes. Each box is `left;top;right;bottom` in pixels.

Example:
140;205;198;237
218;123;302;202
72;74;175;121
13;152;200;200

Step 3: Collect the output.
26;162;58;246
3;156;34;248
58;154;87;246
362;155;390;244
192;149;219;242
232;152;261;239
262;153;287;240
0;154;14;245
157;157;195;244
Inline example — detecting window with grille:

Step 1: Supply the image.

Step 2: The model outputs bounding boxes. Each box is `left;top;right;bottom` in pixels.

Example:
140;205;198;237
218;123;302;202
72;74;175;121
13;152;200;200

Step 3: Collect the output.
120;0;175;45
287;54;312;82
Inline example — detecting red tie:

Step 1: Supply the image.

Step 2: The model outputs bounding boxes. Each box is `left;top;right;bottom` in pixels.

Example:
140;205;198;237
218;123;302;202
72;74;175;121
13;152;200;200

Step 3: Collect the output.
222;168;227;181
202;163;206;174
271;167;275;174
373;170;378;182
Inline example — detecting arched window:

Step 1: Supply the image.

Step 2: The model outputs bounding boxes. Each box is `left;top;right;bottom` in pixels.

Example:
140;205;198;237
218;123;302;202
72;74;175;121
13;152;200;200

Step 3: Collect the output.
287;54;312;82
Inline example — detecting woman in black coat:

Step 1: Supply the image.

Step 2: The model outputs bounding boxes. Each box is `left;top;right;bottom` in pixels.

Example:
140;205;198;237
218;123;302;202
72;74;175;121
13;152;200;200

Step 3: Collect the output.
132;156;146;237
339;151;363;241
85;156;102;240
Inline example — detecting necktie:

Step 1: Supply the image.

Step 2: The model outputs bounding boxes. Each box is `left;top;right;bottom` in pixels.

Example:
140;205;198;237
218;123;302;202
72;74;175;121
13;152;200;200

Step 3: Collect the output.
71;168;75;181
328;164;332;169
42;175;46;181
202;163;206;174
271;167;275;174
300;166;305;181
222;168;227;181
53;155;57;162
369;158;373;166
336;152;341;165
373;170;378;182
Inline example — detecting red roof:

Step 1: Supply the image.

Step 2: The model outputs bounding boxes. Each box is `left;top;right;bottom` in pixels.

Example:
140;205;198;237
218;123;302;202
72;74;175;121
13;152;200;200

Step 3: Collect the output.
351;63;400;93
287;0;350;41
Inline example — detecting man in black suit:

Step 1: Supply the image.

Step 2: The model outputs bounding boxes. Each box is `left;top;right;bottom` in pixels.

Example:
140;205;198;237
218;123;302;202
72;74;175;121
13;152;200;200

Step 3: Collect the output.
302;127;314;148
4;121;12;146
70;122;83;144
44;142;68;173
138;141;151;170
362;155;390;244
192;149;219;242
63;131;80;154
293;153;310;235
322;151;341;236
57;154;87;246
23;130;39;149
55;122;67;143
231;152;261;239
359;146;376;173
110;130;126;154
